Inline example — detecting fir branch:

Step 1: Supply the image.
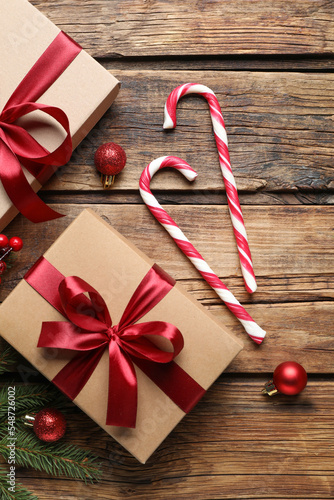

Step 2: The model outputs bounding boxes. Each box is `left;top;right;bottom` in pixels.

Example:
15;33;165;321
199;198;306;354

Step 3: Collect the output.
0;382;103;487
0;344;19;375
0;465;38;500
0;430;102;484
0;384;68;420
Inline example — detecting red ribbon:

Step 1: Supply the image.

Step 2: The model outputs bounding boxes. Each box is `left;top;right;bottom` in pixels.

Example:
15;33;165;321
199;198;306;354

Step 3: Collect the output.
25;257;205;428
0;32;82;223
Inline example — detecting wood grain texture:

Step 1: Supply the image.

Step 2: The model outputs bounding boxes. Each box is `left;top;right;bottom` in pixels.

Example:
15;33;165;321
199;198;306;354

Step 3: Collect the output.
1;204;331;284
6;377;334;499
30;0;334;57
38;70;334;194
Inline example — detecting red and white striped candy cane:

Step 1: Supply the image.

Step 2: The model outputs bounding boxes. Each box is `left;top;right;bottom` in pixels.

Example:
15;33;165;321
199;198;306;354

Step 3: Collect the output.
139;156;266;344
164;83;257;294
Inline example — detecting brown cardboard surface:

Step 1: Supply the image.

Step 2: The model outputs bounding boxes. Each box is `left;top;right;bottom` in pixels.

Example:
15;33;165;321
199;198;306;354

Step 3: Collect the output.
0;0;120;231
0;209;243;463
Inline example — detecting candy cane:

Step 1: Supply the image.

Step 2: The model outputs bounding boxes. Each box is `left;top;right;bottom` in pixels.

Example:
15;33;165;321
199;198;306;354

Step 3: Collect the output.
139;156;266;344
164;83;257;294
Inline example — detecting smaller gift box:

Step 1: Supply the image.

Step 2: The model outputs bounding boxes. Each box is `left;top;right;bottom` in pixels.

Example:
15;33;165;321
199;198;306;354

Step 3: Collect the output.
0;0;120;230
0;210;243;463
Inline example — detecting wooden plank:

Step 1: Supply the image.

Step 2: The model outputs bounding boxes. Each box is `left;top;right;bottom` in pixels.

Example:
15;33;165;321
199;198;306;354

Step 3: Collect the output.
7;377;334;499
39;70;334;193
180;275;334;305
30;0;334;57
1;204;332;287
0;205;333;373
216;301;334;373
15;475;334;500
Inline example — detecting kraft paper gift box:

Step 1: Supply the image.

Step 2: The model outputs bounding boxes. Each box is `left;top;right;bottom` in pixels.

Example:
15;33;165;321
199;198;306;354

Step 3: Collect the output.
0;0;120;231
0;209;243;463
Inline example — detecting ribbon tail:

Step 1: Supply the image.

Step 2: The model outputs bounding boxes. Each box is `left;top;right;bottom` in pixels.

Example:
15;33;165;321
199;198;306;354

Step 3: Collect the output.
133;357;206;415
107;342;138;428
0;139;64;223
52;346;105;400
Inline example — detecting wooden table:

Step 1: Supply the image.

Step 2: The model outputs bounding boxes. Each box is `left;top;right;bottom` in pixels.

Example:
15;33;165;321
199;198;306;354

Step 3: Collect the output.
1;1;333;498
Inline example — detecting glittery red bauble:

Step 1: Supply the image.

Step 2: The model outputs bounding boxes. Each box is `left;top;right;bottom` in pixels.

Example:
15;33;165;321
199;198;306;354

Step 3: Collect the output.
273;361;307;396
94;142;127;176
33;408;66;442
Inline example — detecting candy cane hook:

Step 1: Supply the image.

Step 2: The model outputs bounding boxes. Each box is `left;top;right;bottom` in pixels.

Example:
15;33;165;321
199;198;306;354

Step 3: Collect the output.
164;83;257;294
139;156;266;344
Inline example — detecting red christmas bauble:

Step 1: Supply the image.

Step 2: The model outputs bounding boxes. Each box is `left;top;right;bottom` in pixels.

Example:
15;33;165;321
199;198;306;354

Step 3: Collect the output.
94;142;126;176
9;236;23;252
0;234;9;248
273;361;307;396
33;408;66;442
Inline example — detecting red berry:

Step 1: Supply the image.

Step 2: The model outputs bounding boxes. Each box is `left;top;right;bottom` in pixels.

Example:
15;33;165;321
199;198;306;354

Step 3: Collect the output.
0;234;9;248
9;236;23;252
0;262;7;274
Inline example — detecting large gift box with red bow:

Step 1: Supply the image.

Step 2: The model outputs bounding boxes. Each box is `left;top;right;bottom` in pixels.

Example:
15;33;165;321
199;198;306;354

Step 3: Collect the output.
0;0;120;231
0;210;243;463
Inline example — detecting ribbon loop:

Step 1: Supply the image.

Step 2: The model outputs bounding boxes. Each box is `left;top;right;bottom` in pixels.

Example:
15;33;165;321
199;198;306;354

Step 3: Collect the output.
58;276;112;332
0;31;82;223
119;321;184;363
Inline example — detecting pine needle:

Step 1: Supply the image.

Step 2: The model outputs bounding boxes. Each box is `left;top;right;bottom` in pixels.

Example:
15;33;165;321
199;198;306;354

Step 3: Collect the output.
0;430;103;484
0;465;38;500
0;383;103;489
0;344;20;375
0;384;68;420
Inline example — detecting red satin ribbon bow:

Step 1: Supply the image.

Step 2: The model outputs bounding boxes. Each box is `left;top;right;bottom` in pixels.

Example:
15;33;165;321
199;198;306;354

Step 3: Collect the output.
25;258;206;428
0;32;81;223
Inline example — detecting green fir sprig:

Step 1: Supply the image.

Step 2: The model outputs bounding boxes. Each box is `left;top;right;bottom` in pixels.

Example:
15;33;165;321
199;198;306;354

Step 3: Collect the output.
0;431;102;484
0;383;67;420
0;465;38;500
0;342;103;497
0;344;20;375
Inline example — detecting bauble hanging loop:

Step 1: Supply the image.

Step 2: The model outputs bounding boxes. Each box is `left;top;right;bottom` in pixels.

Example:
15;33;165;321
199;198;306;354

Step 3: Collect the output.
262;361;308;396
